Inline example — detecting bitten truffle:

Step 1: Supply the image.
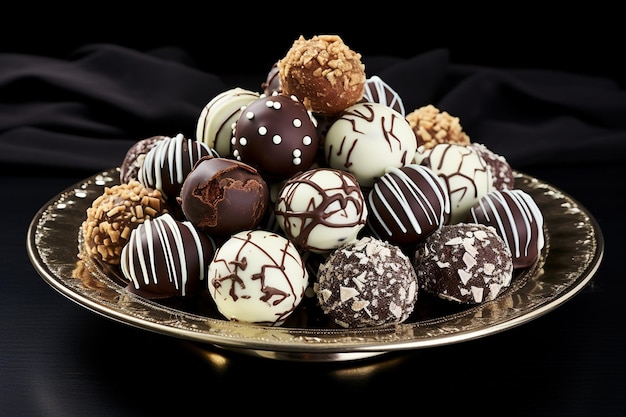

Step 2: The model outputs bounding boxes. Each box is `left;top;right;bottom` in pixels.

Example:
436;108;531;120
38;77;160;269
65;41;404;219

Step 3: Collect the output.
178;156;269;238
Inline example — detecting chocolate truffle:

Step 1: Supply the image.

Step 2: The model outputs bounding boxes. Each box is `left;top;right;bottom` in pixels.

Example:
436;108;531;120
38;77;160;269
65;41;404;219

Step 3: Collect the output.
179;156;269;238
406;104;470;150
196;87;260;158
316;236;418;328
232;93;319;180
469;142;515;191
362;75;405;116
414;143;493;224
278;34;366;116
261;61;282;96
138;133;213;202
367;164;450;246
81;181;169;266
208;229;308;326
414;223;514;304
274;168;368;254
119;135;169;184
467;188;545;269
324;102;418;188
120;213;216;299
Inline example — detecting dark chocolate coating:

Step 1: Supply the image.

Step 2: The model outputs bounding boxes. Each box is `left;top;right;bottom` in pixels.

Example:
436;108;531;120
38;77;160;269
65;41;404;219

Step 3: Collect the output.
414;223;513;304
232;93;319;180
466;189;544;269
179;156;269;237
120;213;216;299
138;133;213;201
367;164;450;246
317;236;418;328
261;62;281;96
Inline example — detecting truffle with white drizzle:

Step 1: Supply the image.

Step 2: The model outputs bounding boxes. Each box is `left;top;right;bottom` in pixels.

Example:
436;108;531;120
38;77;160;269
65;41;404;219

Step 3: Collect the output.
466;188;544;268
120;213;216;299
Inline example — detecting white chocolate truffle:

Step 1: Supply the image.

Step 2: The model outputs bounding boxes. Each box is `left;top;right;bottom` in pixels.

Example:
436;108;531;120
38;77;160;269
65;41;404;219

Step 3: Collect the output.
274;168;368;254
207;230;308;326
196;87;260;157
414;143;493;224
324;102;417;188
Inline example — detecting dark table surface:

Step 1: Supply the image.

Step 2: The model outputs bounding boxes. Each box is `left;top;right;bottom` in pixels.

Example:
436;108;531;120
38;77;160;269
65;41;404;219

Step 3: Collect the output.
2;41;625;416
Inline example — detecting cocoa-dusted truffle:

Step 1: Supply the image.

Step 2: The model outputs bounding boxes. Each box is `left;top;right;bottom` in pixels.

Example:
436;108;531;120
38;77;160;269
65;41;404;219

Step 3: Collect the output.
120;213;216;299
119;135;169;184
406;104;470;150
316;236;418;328
278;34;366;116
232;92;319;180
179;156;269;238
81;181;169;266
467;189;545;269
414;223;513;304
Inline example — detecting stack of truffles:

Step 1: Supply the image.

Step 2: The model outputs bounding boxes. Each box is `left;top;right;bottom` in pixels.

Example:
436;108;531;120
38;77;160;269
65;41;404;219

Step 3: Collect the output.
79;34;545;329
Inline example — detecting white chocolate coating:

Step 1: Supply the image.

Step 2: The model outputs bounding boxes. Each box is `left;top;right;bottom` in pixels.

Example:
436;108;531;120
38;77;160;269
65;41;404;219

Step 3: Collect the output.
274;168;368;254
324;102;417;188
196;88;260;157
414;143;493;224
207;230;308;326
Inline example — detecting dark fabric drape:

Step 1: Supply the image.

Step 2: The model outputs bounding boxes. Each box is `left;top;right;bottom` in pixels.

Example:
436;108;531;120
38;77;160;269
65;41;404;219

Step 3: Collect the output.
2;43;626;172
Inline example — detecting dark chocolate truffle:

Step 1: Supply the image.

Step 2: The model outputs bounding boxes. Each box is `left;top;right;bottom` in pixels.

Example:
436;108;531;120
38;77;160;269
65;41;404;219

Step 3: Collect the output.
367;164;450;246
138;133;214;201
179;156;269;237
414;223;513;304
316;236;418;328
119;135;168;184
120;213;216;299
466;188;545;269
469;142;515;191
232;93;319;180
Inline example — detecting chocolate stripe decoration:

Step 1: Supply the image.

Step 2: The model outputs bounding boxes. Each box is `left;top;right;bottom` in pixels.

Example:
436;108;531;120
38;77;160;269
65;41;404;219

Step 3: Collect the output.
468;189;545;269
120;213;215;298
367;164;450;246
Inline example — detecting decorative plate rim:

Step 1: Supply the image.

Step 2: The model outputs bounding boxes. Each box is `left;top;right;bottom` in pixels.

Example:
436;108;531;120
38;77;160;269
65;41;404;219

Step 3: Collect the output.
26;168;604;361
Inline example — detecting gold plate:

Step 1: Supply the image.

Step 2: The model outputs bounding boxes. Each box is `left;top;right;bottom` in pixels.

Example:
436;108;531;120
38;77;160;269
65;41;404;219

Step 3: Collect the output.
27;168;604;361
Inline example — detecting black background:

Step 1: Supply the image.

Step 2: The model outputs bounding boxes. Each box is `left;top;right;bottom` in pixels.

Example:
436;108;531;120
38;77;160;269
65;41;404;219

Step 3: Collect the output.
3;5;625;87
